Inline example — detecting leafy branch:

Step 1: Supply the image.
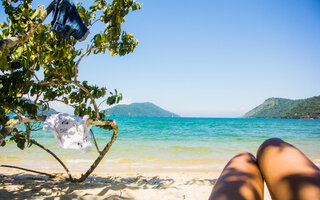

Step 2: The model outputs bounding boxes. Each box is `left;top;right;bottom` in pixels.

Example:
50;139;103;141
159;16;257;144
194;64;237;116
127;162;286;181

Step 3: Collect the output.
0;1;55;50
0;0;141;182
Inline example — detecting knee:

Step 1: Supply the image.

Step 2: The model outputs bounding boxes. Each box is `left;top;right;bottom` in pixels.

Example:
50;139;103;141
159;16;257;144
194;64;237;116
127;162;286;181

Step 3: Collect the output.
235;152;255;159
260;138;284;149
231;152;256;164
256;138;285;160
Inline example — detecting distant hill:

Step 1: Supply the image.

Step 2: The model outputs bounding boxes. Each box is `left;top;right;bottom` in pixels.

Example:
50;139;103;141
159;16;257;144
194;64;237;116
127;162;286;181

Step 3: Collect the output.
103;102;180;117
282;96;320;119
243;98;303;118
243;96;320;119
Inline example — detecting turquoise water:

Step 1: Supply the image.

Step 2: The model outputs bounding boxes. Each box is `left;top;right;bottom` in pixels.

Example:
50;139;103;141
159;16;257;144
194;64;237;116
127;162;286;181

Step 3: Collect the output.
1;117;320;172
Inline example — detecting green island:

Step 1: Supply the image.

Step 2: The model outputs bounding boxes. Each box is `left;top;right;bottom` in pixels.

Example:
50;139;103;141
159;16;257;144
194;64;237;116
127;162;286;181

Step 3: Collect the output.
243;96;320;119
103;102;180;117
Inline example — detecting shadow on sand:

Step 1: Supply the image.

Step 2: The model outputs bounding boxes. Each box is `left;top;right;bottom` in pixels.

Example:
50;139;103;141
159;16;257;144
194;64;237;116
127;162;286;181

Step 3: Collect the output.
0;173;216;199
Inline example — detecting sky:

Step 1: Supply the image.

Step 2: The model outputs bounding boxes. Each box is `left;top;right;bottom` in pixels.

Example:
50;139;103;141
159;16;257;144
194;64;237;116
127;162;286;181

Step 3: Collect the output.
1;0;320;117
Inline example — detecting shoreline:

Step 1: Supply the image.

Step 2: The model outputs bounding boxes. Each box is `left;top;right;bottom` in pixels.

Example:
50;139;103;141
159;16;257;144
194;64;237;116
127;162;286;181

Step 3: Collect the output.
1;117;319;199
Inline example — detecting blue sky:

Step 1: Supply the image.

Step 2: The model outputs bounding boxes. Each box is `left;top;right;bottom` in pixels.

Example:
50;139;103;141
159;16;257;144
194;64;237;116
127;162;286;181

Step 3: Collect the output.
1;0;320;117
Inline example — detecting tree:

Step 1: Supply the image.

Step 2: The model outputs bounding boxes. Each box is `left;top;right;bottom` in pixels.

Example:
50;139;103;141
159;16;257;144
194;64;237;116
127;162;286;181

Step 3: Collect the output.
0;0;141;182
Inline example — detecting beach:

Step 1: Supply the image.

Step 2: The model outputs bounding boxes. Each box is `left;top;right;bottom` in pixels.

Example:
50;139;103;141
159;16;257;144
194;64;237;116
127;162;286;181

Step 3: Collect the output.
1;0;319;198
1;167;275;200
1;117;319;199
0;167;217;200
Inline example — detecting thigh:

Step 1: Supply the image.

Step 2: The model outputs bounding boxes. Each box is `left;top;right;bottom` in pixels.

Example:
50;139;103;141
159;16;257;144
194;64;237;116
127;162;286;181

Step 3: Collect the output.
257;138;320;200
209;152;264;200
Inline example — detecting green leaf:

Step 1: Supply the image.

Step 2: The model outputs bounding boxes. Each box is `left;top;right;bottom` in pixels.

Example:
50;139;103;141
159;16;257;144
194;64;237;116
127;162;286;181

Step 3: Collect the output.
14;46;24;59
17;139;26;150
0;22;8;29
0;53;9;70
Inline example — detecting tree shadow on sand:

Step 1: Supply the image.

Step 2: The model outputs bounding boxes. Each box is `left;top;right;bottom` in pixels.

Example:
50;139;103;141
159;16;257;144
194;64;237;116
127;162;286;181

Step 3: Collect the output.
1;173;200;199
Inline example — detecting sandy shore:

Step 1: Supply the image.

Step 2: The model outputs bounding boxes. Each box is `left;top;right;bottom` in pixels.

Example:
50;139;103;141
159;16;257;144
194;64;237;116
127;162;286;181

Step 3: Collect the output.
0;167;272;200
0;168;216;200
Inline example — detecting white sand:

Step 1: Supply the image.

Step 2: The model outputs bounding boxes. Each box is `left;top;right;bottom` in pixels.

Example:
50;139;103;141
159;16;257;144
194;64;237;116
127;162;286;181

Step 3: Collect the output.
0;168;272;200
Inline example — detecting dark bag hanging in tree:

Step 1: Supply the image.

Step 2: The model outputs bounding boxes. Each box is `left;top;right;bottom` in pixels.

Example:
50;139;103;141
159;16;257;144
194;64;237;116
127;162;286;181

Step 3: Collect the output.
51;0;89;41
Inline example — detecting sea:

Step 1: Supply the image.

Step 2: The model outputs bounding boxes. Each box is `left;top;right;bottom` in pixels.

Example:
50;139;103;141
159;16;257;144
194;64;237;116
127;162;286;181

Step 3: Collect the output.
1;117;320;174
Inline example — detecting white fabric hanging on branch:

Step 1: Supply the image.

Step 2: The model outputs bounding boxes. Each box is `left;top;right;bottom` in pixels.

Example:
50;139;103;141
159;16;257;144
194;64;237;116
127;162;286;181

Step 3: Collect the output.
43;113;92;152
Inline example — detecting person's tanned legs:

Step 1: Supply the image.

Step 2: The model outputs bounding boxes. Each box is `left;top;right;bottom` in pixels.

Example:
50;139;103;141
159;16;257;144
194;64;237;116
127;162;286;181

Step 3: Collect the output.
209;152;264;200
257;138;320;200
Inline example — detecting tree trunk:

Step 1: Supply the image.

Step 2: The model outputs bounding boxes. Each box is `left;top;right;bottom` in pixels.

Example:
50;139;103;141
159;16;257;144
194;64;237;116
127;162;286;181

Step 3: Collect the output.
0;115;118;182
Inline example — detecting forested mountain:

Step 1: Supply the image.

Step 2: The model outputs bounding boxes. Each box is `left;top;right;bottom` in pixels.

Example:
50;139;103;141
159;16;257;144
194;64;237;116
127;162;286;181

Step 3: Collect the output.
282;96;320;119
103;102;180;117
243;98;302;118
244;96;320;119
